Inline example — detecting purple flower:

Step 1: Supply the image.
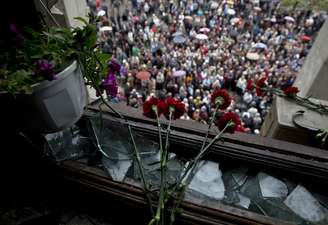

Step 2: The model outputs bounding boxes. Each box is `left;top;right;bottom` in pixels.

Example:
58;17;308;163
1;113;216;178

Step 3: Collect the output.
35;59;56;81
101;70;118;97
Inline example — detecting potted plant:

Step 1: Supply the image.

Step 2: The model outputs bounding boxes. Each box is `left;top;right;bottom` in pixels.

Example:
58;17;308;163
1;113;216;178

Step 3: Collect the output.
0;16;112;133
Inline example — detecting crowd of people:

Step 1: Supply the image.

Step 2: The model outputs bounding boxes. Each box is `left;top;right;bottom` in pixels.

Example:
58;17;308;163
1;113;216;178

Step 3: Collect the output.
88;0;327;134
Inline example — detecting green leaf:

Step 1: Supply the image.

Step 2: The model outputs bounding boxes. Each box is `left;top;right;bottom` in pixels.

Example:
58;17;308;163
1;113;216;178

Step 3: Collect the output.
74;17;88;25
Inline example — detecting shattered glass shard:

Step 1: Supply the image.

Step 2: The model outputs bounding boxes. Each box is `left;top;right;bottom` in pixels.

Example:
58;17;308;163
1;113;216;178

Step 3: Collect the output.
102;155;132;182
284;185;328;223
258;172;288;198
187;161;225;200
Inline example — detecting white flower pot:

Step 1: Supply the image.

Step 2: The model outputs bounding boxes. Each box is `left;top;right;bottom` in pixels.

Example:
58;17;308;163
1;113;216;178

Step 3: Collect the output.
5;61;87;133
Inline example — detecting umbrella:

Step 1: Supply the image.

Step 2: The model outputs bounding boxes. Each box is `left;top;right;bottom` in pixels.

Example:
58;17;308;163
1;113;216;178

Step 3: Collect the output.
196;33;208;40
173;35;186;44
151;43;164;53
200;27;210;33
254;42;268;49
136;71;151;80
210;1;219;9
300;35;311;42
100;26;112;32
254;6;262;11
246;52;260;61
97;10;106;17
284;16;295;23
226;8;236;16
173;70;186;77
172;31;184;37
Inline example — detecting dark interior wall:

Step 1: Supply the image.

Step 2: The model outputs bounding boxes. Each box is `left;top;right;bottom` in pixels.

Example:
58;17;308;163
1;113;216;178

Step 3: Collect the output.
0;0;45;202
0;0;41;41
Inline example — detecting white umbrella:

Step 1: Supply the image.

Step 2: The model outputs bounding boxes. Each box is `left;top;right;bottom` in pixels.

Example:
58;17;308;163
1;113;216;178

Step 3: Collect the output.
254;42;267;49
226;8;236;16
200;27;210;33
173;35;186;44
195;33;208;40
97;10;106;17
172;31;184;37
100;26;112;32
254;6;262;11
246;52;260;61
284;16;295;23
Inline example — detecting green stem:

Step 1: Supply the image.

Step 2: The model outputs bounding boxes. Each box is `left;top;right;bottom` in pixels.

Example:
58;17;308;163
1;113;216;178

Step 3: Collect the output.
182;122;229;187
128;124;154;217
164;111;173;166
160;111;173;225
169;185;186;225
270;87;328;114
169;122;231;225
295;95;328;114
200;104;220;151
153;110;164;225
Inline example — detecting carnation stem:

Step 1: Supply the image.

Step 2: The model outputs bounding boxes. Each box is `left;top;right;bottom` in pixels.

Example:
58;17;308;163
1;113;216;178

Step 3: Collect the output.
127;124;155;217
169;122;231;225
268;87;328;114
153;110;164;225
294;95;328;114
200;104;220;151
161;111;173;225
164;111;173;166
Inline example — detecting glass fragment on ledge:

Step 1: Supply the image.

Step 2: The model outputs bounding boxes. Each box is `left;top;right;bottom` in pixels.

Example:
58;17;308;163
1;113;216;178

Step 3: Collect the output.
45;125;90;162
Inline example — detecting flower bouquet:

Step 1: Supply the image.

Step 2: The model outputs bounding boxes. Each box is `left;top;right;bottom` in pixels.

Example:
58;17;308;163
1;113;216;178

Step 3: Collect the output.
139;88;241;225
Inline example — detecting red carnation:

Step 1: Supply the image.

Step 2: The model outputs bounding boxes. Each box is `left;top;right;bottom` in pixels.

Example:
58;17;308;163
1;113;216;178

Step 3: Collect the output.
215;112;241;133
246;79;254;91
211;88;231;110
284;86;299;97
256;77;267;97
143;97;167;119
166;97;186;120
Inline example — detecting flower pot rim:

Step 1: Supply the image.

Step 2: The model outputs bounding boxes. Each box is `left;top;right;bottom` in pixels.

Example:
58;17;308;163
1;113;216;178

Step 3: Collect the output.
31;60;78;92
